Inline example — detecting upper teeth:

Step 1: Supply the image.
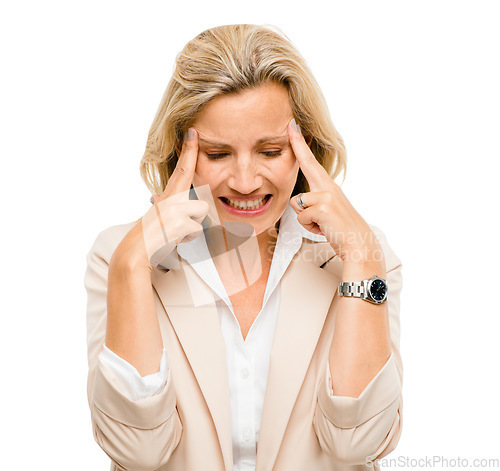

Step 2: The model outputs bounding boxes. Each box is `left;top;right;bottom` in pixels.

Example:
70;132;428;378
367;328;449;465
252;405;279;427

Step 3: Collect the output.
226;196;267;209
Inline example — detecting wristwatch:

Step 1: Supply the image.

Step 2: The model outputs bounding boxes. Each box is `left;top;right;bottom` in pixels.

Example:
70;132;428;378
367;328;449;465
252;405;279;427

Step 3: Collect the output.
338;275;388;304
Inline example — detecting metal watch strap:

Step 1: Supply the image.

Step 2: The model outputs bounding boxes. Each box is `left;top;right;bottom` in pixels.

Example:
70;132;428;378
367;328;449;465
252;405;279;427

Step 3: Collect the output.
338;281;365;298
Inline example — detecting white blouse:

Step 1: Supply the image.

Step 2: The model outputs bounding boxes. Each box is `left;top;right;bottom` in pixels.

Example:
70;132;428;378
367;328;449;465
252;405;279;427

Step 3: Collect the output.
99;204;328;471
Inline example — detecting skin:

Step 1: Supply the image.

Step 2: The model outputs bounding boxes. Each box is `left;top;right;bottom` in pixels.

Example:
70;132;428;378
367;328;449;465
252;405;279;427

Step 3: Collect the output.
190;83;300;306
106;82;391;398
192;82;299;238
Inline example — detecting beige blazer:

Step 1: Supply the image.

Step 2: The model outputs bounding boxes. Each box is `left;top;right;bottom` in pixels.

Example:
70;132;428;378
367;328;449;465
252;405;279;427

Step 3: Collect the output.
85;221;403;471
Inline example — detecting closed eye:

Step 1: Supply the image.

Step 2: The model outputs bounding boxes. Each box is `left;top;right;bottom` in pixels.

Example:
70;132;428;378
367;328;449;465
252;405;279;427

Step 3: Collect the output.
262;150;283;158
206;153;230;160
206;150;283;160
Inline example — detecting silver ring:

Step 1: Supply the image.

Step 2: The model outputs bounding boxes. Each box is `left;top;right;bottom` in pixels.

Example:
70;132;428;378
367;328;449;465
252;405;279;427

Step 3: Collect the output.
296;193;308;210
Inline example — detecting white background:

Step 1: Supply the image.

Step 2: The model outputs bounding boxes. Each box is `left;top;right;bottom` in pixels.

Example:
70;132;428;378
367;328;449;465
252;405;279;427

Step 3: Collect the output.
1;0;499;469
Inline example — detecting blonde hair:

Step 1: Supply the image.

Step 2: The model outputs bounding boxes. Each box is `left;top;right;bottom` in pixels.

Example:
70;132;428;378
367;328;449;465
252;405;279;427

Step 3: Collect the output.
140;24;346;196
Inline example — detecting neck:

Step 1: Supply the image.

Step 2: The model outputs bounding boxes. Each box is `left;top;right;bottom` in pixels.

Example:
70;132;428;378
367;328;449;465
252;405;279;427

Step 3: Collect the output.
205;222;279;288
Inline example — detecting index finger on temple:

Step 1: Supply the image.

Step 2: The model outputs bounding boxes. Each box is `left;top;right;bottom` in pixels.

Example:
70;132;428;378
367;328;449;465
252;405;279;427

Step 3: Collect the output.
168;127;199;193
287;119;327;190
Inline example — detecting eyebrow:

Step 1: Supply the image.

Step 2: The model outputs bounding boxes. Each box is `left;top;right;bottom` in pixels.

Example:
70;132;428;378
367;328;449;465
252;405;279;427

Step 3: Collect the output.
198;135;289;148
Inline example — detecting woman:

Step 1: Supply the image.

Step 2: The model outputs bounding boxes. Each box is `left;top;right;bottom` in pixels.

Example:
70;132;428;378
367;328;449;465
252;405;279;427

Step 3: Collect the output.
85;24;403;471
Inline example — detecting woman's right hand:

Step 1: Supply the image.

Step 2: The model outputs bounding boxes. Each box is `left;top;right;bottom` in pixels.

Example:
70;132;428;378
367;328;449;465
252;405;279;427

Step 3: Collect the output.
111;127;209;270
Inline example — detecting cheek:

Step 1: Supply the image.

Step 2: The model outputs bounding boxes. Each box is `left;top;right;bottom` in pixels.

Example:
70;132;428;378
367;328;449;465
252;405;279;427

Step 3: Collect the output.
284;166;300;194
270;155;299;189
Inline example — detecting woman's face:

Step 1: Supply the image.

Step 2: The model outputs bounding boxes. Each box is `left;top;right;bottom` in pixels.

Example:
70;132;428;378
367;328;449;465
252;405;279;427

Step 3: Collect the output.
192;82;300;236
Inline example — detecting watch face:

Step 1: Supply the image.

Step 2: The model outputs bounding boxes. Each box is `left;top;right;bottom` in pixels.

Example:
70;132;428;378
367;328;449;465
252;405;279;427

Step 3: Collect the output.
369;278;387;302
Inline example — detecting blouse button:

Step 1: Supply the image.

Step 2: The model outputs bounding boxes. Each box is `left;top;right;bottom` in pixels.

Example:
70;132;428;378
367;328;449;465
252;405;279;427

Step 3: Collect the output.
242;427;252;441
241;368;250;379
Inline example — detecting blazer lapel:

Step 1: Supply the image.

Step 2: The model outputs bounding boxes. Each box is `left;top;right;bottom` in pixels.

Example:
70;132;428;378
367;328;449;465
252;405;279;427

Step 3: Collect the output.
256;241;339;471
150;240;340;471
151;257;234;471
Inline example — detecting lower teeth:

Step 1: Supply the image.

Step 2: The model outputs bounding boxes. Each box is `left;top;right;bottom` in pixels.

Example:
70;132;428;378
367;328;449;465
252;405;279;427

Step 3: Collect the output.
235;204;260;210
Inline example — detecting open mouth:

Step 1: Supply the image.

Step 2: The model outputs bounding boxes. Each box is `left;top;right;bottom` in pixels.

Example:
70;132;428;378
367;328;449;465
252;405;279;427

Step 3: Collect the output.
219;194;272;211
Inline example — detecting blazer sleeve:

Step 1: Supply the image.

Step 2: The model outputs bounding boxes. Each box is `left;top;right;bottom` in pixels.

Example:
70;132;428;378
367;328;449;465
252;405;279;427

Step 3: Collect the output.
313;225;403;466
84;224;182;471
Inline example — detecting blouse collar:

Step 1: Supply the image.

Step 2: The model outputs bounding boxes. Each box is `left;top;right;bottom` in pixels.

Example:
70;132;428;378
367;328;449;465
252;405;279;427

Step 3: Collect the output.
173;203;327;309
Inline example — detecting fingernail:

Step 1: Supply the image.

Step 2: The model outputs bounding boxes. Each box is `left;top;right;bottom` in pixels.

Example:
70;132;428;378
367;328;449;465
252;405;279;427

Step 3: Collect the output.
184;128;194;143
290;118;302;135
150;196;155;204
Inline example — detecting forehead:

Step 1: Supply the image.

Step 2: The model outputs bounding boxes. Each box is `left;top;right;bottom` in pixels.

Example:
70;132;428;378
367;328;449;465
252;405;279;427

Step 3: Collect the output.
193;82;293;146
198;134;289;148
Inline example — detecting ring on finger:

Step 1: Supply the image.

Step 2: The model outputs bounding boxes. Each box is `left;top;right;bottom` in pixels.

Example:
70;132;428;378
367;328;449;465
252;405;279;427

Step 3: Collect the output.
296;193;308;210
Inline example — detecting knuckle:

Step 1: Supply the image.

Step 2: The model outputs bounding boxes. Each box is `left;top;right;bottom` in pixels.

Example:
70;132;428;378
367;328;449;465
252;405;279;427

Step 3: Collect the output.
324;192;335;204
175;166;187;177
173;219;186;236
318;204;330;215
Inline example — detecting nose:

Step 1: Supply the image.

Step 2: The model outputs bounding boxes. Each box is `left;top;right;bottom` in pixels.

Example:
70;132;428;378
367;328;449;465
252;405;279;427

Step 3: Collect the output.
227;154;263;195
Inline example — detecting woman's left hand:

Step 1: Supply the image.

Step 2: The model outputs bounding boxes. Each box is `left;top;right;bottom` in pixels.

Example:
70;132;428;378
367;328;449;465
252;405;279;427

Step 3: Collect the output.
288;119;382;265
